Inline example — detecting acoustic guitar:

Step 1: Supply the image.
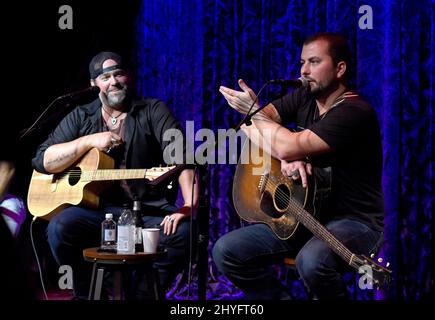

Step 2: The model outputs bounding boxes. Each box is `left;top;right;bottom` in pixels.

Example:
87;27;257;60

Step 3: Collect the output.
28;148;185;220
233;141;392;288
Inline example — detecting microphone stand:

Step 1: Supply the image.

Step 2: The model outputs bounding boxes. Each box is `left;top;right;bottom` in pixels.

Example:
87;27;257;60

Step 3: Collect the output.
189;79;294;300
19;92;97;141
19;98;72;141
232;80;272;131
232;79;293;131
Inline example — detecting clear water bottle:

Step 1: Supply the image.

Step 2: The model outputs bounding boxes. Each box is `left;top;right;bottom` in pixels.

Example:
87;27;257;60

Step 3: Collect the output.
133;199;144;252
101;213;117;251
117;204;135;254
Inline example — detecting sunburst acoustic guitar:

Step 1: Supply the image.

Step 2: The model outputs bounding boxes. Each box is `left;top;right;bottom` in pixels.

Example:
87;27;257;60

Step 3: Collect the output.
233;141;392;288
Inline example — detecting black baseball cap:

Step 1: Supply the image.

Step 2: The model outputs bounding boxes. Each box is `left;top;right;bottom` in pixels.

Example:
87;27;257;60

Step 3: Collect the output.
89;51;124;79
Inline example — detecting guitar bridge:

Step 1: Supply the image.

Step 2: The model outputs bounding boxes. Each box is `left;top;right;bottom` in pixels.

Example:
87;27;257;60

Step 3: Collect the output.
258;173;269;194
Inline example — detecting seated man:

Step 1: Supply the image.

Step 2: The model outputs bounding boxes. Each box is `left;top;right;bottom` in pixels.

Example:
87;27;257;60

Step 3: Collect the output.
214;32;385;299
32;51;199;299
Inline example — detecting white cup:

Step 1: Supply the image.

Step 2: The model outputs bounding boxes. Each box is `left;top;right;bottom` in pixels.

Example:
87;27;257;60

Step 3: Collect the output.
142;228;160;253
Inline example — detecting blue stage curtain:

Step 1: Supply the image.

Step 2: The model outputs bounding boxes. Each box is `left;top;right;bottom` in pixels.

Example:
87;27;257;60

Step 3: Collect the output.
135;0;434;299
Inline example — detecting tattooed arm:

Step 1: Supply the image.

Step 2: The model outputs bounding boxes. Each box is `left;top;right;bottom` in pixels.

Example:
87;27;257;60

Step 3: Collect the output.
43;131;121;173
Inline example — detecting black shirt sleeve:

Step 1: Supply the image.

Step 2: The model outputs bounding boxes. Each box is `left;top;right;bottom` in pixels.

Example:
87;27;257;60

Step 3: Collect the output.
149;100;183;149
148;99;186;165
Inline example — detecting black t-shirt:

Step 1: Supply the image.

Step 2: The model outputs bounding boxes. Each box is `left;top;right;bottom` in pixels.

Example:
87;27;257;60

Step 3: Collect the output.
272;87;384;232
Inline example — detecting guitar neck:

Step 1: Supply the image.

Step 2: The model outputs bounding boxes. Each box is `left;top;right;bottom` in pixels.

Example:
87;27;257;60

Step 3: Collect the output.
287;198;360;269
82;169;148;181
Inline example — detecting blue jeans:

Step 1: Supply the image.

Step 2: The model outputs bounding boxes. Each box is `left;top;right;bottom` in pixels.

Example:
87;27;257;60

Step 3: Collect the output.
212;218;382;300
47;205;192;299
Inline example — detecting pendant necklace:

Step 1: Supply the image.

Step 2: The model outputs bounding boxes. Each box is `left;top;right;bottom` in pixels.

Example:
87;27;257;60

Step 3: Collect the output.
102;107;123;125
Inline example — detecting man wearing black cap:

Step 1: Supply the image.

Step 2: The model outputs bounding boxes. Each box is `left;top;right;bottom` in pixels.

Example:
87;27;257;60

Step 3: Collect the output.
32;51;199;300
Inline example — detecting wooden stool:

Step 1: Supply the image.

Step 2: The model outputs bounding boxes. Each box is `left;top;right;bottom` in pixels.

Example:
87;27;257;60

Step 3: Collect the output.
282;256;313;299
283;257;296;265
83;247;167;300
283;257;297;284
283;257;360;300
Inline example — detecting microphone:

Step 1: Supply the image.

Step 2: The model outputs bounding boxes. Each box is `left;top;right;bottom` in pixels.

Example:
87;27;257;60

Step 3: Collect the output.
269;77;308;87
57;86;100;101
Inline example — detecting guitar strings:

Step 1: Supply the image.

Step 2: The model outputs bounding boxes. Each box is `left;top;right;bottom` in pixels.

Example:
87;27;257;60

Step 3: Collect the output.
55;168;147;179
263;179;362;269
53;167;171;181
269;180;356;265
257;178;388;284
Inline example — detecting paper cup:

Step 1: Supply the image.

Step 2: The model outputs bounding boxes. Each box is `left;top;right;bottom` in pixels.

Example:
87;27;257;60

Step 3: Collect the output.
142;228;160;253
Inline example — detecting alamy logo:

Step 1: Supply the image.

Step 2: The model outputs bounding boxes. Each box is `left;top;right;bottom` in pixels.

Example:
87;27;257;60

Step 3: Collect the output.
358;5;373;30
58;265;73;290
162;121;272;175
58;5;73;30
358;264;374;290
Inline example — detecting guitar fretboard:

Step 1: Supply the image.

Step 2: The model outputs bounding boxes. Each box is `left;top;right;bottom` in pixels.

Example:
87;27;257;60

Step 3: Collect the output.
81;169;147;181
60;167;175;182
285;196;361;269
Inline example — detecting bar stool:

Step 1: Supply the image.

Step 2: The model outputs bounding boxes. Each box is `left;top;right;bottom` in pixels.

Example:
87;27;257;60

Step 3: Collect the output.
283;257;297;283
83;247;167;300
282;256;313;300
283;256;362;300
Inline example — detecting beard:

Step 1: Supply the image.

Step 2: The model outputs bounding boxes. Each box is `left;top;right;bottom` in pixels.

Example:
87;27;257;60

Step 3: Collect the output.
309;78;340;99
101;86;128;108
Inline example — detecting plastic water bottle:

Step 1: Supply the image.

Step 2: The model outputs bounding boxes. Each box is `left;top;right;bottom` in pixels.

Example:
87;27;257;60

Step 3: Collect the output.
133;199;144;252
101;213;117;251
117;204;135;254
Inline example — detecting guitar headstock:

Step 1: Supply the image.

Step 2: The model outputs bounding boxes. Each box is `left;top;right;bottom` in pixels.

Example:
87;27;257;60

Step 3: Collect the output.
146;164;187;186
353;253;393;290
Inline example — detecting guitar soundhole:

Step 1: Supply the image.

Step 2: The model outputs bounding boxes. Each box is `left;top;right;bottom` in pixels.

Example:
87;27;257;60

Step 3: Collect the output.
275;184;290;210
68;167;81;186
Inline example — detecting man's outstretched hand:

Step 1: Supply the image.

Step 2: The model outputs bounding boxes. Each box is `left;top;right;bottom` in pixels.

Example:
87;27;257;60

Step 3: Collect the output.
219;79;260;115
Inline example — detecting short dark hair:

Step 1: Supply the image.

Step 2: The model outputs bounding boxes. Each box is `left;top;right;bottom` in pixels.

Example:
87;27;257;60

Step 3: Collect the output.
304;32;351;67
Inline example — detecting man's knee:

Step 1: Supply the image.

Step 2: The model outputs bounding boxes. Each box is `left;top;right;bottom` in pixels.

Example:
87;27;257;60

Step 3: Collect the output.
46;217;66;247
46;213;84;250
295;247;322;282
212;235;235;271
163;221;191;247
213;237;231;270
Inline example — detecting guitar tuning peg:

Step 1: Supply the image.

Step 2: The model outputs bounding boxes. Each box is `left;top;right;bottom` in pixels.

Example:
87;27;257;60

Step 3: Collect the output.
370;253;375;258
377;257;383;263
386;262;390;268
167;181;173;189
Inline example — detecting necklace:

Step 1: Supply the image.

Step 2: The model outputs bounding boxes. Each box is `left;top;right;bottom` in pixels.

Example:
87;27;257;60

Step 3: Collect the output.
102;107;123;125
314;91;358;122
